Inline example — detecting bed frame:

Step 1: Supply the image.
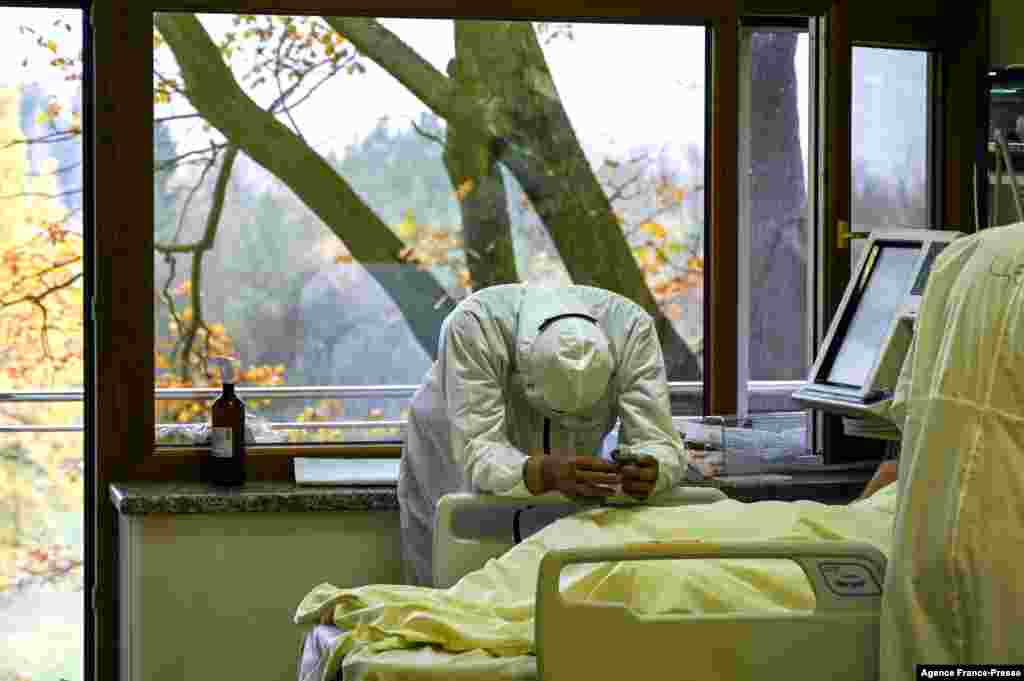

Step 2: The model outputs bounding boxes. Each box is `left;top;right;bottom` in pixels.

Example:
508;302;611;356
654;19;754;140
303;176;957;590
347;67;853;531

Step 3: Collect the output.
432;485;728;589
433;489;886;681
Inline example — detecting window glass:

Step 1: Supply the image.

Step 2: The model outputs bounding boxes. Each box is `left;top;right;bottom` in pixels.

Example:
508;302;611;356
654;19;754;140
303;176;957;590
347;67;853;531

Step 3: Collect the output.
0;8;85;681
152;15;708;443
739;27;811;421
851;47;931;265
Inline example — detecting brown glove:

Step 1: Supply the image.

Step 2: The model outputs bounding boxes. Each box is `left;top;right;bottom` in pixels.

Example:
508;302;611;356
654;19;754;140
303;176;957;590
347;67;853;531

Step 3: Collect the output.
524;455;621;499
618;454;659;500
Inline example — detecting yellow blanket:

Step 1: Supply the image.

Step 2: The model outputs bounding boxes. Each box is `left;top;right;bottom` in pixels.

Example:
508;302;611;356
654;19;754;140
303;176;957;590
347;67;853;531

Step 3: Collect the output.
295;484;898;679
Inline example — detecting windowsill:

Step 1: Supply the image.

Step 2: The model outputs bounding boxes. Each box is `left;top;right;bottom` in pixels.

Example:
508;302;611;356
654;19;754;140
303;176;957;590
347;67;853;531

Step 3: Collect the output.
151;442;403;457
109;480;400;515
110;465;873;516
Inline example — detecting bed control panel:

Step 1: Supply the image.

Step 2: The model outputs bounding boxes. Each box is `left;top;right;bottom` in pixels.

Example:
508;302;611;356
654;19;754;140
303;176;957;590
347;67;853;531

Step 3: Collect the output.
818;562;882;597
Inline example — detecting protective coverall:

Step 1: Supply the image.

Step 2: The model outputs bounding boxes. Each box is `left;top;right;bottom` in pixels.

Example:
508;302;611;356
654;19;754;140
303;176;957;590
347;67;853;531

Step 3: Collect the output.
881;222;1024;676
397;283;689;586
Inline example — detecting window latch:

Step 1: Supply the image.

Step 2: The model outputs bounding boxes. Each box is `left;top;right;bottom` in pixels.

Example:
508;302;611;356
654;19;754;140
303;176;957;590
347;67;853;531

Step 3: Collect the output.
837;220;869;250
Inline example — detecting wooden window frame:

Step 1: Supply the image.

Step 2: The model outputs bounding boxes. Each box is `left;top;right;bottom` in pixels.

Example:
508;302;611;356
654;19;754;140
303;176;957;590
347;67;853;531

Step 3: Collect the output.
816;0;990;462
97;0;844;487
87;1;990;679
91;6;831;679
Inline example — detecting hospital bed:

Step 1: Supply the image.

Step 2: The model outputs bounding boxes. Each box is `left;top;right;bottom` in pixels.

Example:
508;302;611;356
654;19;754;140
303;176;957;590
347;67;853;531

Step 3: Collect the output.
298;485;886;681
434;488;886;681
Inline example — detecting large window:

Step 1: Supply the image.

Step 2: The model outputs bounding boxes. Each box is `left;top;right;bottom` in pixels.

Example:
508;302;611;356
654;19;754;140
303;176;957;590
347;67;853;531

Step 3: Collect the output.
850;46;933;265
151;15;709;444
0;7;85;681
738;24;811;422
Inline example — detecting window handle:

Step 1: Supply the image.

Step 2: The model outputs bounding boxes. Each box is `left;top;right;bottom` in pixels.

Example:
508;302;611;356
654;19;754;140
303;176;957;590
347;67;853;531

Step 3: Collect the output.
837;220;869;250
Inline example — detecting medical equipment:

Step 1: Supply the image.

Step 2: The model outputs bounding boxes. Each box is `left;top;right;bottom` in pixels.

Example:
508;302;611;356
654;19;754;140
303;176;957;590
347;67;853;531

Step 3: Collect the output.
987;66;1024;166
991;129;1024;225
792;229;963;440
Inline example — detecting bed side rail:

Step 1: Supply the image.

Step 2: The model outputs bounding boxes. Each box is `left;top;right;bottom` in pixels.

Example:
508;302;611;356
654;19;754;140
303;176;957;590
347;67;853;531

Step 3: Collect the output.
432;486;727;588
536;540;885;681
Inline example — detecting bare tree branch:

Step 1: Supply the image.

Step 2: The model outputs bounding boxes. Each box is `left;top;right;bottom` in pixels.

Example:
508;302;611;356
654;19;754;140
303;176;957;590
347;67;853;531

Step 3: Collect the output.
27;161;81;177
154;113;202;124
155;143;228;172
155;12;456;357
0;189;80;201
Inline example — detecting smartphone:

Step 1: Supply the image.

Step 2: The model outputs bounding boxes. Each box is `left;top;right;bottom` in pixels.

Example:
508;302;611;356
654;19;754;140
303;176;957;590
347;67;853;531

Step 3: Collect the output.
610;449;642;466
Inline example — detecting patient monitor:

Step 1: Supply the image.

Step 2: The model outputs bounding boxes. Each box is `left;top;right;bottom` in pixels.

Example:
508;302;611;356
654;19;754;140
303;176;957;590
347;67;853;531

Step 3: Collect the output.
793;229;963;440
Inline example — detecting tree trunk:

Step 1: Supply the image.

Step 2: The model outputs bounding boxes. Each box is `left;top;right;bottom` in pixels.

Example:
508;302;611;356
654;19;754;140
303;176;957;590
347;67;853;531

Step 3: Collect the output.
156;14;455;358
748;33;807;381
442;48;519;288
449;21;701;381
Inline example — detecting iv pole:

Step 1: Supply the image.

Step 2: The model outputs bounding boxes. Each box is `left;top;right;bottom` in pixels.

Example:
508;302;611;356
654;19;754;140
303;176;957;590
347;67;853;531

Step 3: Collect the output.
991;128;1024;227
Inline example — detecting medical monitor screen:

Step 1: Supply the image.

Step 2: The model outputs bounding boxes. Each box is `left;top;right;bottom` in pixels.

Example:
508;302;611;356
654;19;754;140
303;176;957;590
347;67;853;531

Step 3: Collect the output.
825;245;921;389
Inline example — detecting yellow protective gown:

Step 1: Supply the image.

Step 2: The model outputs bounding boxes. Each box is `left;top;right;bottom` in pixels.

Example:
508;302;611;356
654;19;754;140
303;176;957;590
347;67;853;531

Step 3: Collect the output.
296;485;899;681
881;222;1024;677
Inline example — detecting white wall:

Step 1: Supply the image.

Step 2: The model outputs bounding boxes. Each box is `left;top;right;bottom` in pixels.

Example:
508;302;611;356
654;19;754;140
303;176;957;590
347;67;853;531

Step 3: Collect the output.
120;510;403;681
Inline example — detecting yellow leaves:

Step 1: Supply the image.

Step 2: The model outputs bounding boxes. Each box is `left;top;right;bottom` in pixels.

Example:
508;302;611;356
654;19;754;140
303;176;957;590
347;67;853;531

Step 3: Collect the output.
334;254;353;264
320;31;346;56
34;100;60;125
640;221;668;241
455;178;474;202
43;221;66;245
395;217;462;273
46;39;58;54
175;279;192;297
237;364;285;386
396;211;418;240
153;31;164;49
655;181;688;208
632;245;662;275
154;76;179;106
458;269;473;290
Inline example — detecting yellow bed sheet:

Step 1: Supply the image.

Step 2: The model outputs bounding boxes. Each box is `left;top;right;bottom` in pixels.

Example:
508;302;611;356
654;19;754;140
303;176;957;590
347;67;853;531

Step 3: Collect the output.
295;484;899;681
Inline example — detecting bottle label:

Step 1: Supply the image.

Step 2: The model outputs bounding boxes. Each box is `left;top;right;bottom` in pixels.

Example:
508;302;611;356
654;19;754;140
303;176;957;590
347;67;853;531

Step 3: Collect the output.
211;427;233;458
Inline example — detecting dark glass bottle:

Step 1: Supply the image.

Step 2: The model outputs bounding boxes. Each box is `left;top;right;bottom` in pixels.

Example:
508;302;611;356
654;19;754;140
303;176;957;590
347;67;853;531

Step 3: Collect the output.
208;382;246;486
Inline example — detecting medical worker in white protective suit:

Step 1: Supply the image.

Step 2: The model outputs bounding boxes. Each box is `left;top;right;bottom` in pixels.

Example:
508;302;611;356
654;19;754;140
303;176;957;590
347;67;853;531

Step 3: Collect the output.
397;283;689;587
881;221;1024;677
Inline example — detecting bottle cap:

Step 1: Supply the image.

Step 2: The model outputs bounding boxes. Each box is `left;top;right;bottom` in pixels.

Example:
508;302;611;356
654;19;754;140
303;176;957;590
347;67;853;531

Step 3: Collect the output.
212;356;238;384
